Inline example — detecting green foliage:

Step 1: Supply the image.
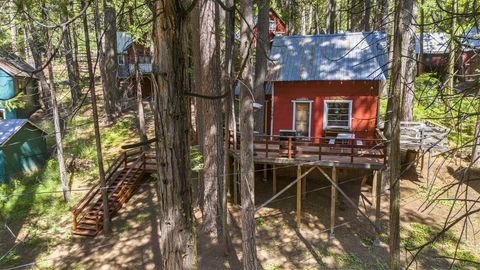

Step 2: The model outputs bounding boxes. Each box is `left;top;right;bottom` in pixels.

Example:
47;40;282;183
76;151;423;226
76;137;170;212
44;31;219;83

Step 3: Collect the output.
190;145;204;172
414;73;479;146
337;252;364;270
0;93;27;111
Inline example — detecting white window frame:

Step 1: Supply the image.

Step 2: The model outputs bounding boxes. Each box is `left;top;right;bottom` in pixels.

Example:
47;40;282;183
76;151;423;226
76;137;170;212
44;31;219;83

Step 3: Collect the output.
292;100;313;138
118;54;126;65
323;100;353;130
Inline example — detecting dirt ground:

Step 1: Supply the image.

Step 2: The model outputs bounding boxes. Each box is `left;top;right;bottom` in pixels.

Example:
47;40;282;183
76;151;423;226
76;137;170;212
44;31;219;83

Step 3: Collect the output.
5;155;480;269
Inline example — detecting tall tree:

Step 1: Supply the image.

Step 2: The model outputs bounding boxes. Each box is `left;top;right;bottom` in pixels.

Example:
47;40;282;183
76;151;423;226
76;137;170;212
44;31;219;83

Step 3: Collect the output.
9;1;18;54
152;0;197;268
60;6;81;106
361;0;372;31
417;0;425;74
128;8;148;147
82;0;111;235
240;0;258;268
253;0;269;133
400;0;418;121
102;2;120;115
45;28;70;202
326;0;336;34
195;0;225;240
387;0;404;268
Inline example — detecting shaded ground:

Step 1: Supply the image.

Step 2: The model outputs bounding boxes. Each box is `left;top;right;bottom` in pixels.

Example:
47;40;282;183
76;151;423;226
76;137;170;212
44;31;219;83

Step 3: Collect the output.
2;155;480;269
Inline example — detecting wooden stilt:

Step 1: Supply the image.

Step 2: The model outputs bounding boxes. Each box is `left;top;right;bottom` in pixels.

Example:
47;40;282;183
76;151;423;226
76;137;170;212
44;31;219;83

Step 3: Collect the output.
296;165;302;227
272;164;277;194
233;159;238;205
330;166;337;239
302;166;307;198
361;175;368;186
263;164;268;181
426;150;432;188
420;150;425;171
371;170;378;198
374;170;382;245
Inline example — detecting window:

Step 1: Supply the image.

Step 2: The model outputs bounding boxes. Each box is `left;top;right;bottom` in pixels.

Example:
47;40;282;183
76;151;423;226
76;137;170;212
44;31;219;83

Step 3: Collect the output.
324;100;352;130
0;109;5;120
139;54;152;64
118;55;126;65
292;100;313;137
269;19;276;31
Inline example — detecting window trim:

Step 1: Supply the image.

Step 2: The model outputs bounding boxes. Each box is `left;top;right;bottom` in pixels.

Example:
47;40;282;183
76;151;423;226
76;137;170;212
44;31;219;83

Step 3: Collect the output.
118;54;126;65
323;100;353;130
292;100;313;138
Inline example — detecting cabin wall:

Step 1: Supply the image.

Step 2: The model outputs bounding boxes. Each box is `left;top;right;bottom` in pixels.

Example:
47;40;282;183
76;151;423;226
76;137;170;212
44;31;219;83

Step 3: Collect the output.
0;68;39;119
0;124;47;182
272;80;379;138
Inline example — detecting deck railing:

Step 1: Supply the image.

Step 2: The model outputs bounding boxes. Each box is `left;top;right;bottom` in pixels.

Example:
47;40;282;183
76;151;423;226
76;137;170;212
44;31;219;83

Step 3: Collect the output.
229;130;388;164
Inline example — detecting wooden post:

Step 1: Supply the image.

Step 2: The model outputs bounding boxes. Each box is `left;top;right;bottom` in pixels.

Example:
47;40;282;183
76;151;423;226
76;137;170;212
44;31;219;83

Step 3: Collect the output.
426;150;432;188
265;137;269;158
318;138;322;160
372;170;378;198
263;164;268;181
374;170;382;245
302;166;307;198
296;165;302;227
361;175;368;186
233;159;238;205
330;166;337;239
272;164;277;194
288;137;292;159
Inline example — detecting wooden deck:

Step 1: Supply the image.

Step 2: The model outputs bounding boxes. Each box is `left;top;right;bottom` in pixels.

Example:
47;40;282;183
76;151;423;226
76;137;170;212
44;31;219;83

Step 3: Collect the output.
229;130;388;170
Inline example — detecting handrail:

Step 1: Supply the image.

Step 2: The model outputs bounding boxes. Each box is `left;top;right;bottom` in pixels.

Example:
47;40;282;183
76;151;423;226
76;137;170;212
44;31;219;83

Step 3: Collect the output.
229;129;388;164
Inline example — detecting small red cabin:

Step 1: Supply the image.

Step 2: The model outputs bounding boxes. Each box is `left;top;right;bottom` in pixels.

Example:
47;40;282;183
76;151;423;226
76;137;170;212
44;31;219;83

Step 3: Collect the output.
116;32;153;97
266;32;388;140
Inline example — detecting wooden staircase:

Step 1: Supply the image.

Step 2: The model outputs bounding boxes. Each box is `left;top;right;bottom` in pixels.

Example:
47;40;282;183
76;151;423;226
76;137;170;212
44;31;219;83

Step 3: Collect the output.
72;149;156;237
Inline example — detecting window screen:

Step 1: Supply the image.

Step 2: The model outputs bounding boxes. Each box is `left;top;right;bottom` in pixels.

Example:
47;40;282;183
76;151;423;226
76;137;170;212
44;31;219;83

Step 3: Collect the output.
325;101;351;129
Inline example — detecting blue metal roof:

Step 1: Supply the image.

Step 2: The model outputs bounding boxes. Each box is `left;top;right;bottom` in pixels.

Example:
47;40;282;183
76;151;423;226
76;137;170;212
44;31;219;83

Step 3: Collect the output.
415;32;450;54
116;32;133;54
461;27;480;49
0;119;28;145
268;32;388;81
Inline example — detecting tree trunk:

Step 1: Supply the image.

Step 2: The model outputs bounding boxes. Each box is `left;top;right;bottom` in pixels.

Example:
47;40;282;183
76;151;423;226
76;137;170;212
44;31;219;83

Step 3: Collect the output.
350;0;359;31
417;0;425;74
447;0;457;92
102;3;120;114
9;1;18;54
253;0;269;133
61;13;81;107
387;0;404;268
129;9;148;147
326;0;336;34
82;0;111;235
400;0;418;121
196;0;225;240
93;0;114;123
70;0;81;81
25;22;50;112
46;31;70;202
239;0;258;268
361;0;372;31
222;0;235;248
152;0;197;268
472;103;480;167
374;0;388;30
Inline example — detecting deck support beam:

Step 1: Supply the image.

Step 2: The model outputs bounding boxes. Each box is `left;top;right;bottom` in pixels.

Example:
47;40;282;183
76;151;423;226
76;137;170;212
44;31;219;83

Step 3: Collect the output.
272;164;277;194
330;166;337;239
373;170;382;245
296;165;302;227
233;158;238;205
263;163;268;181
302;166;307;199
316;166;381;237
426;150;432;188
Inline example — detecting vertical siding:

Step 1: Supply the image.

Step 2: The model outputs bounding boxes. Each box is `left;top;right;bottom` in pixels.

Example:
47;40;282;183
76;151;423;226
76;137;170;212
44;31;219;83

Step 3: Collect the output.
272;80;379;138
0;69;39;119
0;124;47;182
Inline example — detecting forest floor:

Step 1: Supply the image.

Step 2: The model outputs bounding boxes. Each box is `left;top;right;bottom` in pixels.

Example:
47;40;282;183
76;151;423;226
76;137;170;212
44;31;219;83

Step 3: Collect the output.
5;153;478;269
1;89;480;269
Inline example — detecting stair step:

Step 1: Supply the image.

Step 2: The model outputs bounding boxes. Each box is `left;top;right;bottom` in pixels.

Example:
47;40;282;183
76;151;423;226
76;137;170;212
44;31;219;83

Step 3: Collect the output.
76;223;98;231
72;228;98;237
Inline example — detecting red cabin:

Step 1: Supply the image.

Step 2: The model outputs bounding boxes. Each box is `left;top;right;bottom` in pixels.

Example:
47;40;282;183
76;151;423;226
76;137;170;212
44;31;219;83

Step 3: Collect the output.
266;32;387;141
116;32;153;97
